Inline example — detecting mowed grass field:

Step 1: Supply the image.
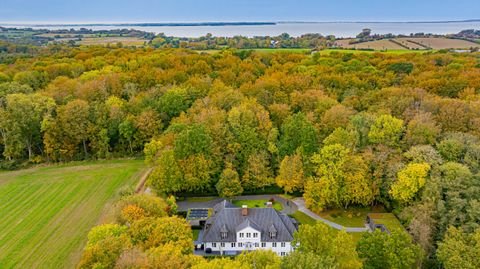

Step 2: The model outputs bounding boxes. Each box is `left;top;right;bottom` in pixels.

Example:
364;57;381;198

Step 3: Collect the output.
0;159;146;269
335;37;479;51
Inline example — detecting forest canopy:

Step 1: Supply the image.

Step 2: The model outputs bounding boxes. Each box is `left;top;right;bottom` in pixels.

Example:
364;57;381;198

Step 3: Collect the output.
1;43;480;267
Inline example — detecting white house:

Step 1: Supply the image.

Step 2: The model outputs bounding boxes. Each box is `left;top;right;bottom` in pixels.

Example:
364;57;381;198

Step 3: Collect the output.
200;200;297;256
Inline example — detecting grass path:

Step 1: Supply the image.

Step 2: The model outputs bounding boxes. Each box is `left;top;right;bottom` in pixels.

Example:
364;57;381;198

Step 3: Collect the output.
0;159;146;269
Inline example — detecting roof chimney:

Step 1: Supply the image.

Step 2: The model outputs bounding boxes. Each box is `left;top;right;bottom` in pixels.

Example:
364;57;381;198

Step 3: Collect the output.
266;202;273;208
242;205;248;216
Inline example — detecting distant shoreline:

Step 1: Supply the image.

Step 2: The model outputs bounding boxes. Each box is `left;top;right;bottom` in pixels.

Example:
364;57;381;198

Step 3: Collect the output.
1;19;480;28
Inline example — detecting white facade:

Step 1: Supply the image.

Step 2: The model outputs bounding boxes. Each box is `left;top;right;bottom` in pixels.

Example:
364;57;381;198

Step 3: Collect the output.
205;225;293;256
204;241;292;256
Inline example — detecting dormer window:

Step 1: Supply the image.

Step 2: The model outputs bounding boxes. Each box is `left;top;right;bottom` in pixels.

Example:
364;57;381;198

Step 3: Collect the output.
269;224;277;239
220;224;228;239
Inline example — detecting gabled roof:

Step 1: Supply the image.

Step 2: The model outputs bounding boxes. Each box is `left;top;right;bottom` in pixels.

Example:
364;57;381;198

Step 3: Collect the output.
220;224;228;233
213;200;236;214
236;218;262;232
202;200;297;242
268;223;277;234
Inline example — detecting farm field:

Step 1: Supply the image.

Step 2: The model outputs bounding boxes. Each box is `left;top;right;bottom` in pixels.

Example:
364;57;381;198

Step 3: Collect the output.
404;37;479;49
0;159;146;269
77;36;147;46
318;48;430;55
335;37;479;51
335;39;406;50
393;38;427;49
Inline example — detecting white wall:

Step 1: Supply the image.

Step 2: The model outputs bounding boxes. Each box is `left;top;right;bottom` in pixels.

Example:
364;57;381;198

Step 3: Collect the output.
237;227;261;243
204;241;293;256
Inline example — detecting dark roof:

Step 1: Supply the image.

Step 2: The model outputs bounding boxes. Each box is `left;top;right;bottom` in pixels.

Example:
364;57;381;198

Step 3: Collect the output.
202;200;297;242
213;200;236;214
236;218;262;232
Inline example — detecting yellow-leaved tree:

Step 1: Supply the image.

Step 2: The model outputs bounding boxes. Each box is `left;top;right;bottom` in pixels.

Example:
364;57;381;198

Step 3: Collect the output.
390;163;431;203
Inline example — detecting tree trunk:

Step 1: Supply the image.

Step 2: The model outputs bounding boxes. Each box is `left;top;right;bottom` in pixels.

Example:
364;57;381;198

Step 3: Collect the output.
83;139;88;158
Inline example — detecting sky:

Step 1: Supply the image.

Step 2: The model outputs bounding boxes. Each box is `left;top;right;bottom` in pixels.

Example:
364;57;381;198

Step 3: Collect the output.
1;0;479;24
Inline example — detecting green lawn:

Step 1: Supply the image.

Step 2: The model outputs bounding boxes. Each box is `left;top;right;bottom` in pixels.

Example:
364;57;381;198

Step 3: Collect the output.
186;196;217;202
192;229;201;241
232;199;283;211
0;159;146;269
318;206;385;227
289;211;317;225
368;213;405;232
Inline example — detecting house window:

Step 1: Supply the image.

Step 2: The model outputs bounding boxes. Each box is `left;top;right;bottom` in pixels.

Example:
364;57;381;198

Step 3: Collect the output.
238;243;243;247
272;242;277;247
239;233;244;238
246;232;251;238
281;252;286;256
261;242;266;247
254;243;259;247
281;242;286;247
212;243;217;248
269;232;277;239
231;242;236;247
253;232;258;238
221;232;227;239
221;242;225;247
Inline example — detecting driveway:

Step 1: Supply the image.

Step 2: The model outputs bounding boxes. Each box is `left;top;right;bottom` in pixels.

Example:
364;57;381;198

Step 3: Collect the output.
292;198;368;232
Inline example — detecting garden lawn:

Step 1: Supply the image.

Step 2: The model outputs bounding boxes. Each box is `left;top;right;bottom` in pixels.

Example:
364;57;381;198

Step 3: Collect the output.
0;159;145;269
318;206;386;227
368;213;405;232
232;199;283;211
289;211;317;225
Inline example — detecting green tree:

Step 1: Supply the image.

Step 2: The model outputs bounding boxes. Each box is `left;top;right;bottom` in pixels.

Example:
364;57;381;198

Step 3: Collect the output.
236;250;281;269
437;227;480;269
368;114;404;147
0;93;54;160
158;87;192;120
278;113;318;158
174;124;213;159
292;222;362;269
147;150;183;194
357;230;423;269
216;166;243;198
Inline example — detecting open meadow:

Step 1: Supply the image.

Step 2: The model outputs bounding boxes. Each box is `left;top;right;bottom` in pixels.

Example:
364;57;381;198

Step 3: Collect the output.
0;160;146;269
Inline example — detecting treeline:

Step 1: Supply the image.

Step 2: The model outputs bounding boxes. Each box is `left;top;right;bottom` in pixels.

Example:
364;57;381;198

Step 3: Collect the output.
1;44;480;267
151;33;334;50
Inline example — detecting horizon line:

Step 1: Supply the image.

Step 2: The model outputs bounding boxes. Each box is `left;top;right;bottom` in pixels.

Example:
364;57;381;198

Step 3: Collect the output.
1;18;480;26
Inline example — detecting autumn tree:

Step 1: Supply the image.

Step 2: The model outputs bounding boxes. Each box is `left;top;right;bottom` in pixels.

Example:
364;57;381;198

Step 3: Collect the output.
292;222;362;269
276;153;305;194
357;230;423;269
437;227;480;269
216;166;243;198
389;162;430;204
304;144;373;211
368;114;404;147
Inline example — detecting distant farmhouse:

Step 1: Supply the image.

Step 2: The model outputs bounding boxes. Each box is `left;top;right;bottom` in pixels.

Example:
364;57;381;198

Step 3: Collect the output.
192;200;298;256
